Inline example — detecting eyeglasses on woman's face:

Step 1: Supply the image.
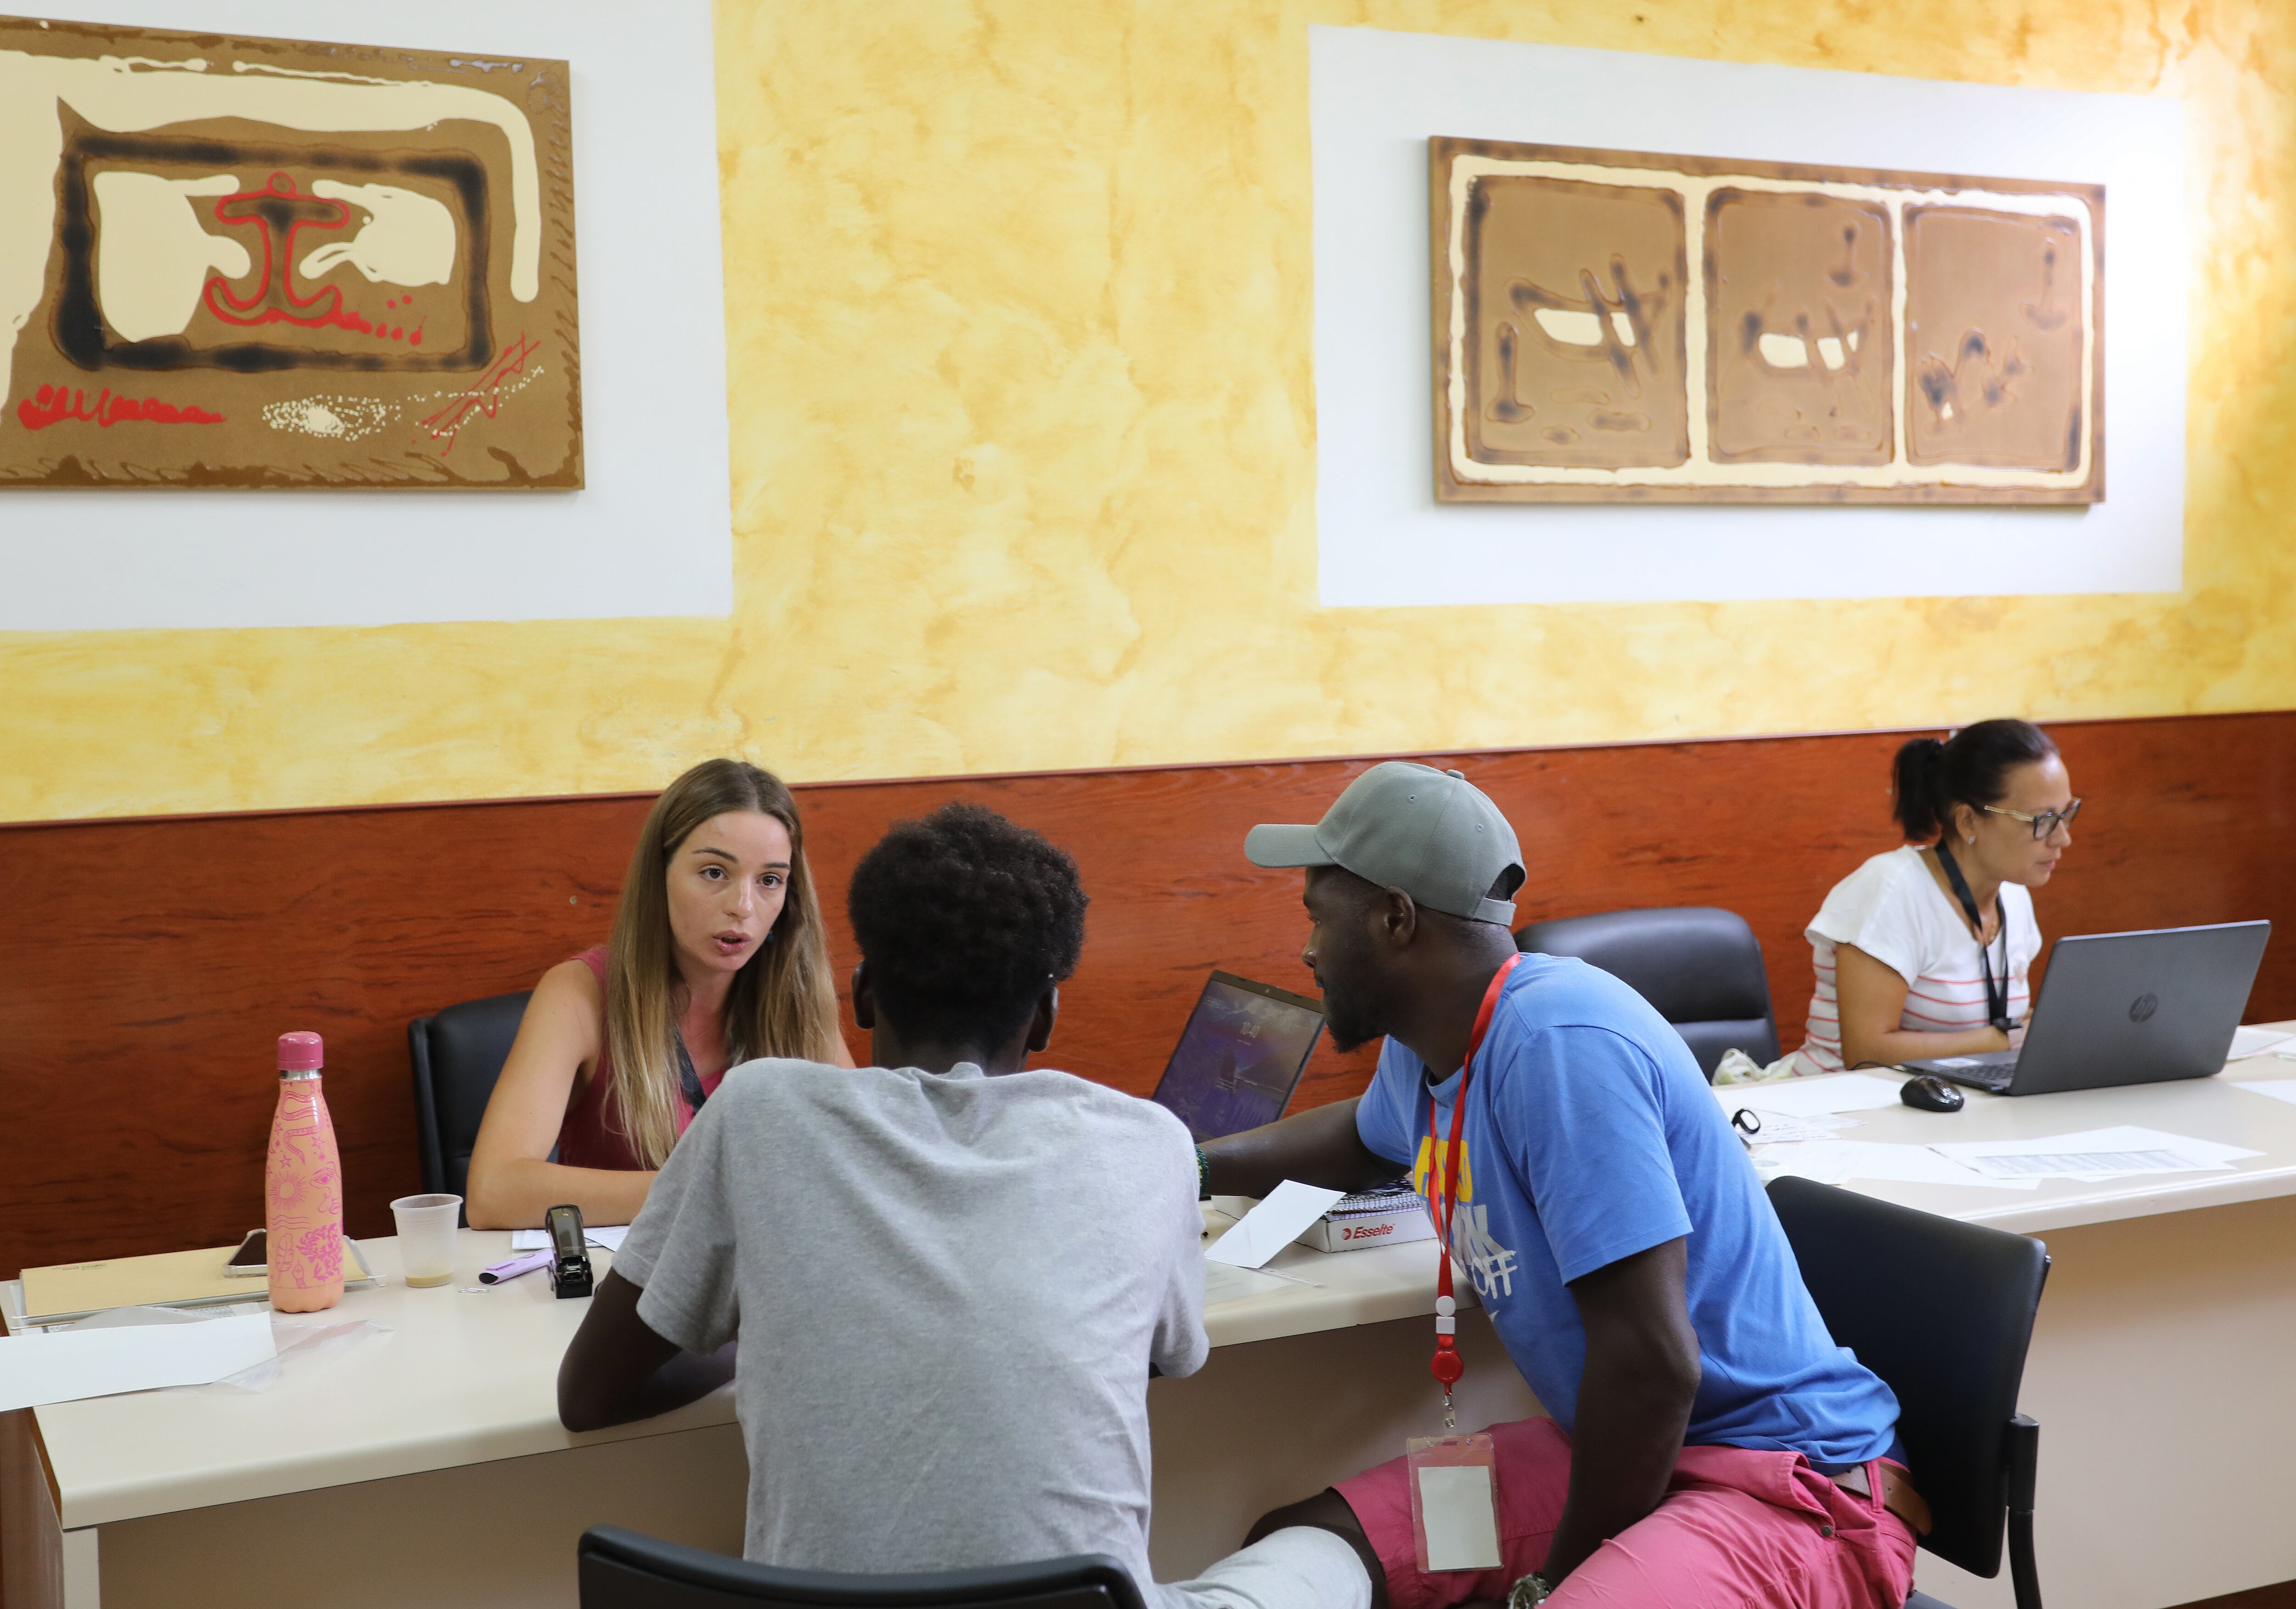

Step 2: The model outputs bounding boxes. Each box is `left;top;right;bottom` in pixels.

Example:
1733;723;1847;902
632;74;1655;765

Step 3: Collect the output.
1981;798;2082;840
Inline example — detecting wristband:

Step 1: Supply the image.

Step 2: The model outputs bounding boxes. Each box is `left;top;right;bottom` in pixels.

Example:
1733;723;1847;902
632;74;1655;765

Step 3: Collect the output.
1195;1145;1210;1200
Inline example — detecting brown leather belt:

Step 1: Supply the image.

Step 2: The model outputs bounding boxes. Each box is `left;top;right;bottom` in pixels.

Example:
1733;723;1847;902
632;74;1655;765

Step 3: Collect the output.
1829;1462;1933;1536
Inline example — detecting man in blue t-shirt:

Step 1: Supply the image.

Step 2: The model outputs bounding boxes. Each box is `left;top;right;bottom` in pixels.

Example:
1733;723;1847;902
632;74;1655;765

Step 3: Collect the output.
1201;763;1925;1609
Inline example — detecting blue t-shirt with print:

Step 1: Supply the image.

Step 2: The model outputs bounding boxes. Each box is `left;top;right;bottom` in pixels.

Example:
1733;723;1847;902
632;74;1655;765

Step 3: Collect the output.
1356;952;1899;1463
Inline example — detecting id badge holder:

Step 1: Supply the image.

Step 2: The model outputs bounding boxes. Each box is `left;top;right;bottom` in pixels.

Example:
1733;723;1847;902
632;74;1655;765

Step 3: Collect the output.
1405;1432;1502;1573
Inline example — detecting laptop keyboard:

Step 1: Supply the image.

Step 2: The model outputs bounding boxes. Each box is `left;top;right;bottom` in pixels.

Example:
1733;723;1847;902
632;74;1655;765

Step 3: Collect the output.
1907;1052;2016;1091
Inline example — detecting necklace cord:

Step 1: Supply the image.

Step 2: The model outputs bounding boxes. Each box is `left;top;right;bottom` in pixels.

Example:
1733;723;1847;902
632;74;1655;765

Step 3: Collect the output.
1933;840;2013;1032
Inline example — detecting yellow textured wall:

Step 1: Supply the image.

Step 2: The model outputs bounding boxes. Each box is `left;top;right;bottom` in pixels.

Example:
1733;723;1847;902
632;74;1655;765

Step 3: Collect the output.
2;0;2290;821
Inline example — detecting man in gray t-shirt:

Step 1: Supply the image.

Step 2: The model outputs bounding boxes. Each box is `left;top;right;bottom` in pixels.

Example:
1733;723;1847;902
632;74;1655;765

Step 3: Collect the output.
612;1053;1207;1586
559;804;1364;1609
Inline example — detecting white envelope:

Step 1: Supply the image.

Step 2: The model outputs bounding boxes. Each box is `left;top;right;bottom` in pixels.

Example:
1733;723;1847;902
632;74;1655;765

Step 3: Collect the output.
1205;1181;1347;1269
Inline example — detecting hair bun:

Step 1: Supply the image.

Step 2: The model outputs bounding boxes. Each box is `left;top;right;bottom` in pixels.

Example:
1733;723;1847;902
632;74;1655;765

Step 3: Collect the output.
1890;720;2056;844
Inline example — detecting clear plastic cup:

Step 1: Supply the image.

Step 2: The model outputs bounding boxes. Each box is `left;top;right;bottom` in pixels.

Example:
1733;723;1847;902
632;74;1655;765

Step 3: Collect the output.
389;1194;463;1288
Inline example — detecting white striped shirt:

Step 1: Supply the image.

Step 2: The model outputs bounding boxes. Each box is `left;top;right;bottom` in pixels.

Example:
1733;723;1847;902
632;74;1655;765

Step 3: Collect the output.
1784;845;2039;1076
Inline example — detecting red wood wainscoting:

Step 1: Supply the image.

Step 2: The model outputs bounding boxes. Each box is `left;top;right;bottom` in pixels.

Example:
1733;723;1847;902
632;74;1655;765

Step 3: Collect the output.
3;711;2293;1282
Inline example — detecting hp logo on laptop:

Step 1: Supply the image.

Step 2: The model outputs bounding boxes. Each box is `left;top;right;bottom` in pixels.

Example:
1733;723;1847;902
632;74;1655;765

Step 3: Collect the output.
2129;994;2160;1023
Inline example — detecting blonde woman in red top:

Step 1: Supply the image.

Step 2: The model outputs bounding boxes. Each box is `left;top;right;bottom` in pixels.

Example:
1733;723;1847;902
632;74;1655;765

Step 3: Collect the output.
467;760;852;1229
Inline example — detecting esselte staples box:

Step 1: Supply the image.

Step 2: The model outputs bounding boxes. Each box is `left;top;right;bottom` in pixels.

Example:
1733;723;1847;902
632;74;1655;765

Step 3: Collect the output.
1302;1185;1437;1254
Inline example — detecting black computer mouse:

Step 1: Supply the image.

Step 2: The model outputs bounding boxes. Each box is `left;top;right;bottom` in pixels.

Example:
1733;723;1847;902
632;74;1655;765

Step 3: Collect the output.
1899;1074;1966;1113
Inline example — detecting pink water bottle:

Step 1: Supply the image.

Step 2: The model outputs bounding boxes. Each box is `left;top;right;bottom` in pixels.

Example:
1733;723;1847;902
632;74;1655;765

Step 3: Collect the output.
266;1031;345;1312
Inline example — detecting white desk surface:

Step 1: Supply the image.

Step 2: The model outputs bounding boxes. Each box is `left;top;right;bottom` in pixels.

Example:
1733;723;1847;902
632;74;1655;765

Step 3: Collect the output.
5;1209;1470;1530
13;1237;661;1527
15;1034;2296;1530
1728;1029;2296;1235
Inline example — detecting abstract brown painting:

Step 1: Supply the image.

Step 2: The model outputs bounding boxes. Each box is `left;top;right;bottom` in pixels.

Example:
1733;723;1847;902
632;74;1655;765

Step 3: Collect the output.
1904;205;2088;472
1430;138;2102;504
0;14;580;489
1463;175;1689;472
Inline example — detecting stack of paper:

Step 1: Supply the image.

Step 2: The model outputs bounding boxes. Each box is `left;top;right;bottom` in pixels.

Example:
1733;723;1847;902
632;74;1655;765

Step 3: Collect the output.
1927;1126;2262;1183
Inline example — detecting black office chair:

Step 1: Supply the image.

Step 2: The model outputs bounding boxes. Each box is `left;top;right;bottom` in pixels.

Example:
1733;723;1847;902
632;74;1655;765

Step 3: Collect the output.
577;1526;1148;1609
1515;906;1779;1080
1766;1177;2049;1609
409;990;532;1204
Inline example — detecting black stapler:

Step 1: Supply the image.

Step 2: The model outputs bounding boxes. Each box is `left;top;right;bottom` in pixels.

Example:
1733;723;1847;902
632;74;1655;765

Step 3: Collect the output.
544;1202;595;1299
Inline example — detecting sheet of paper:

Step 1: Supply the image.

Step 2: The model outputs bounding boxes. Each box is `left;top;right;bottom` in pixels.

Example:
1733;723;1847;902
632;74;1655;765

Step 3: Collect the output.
68;1302;268;1331
1750;1140;2039;1190
2230;1079;2296;1108
509;1225;628;1252
1204;1181;1346;1269
1712;1072;1910;1120
1204;1262;1301;1308
2228;1026;2295;1060
1929;1126;2262;1182
0;1311;276;1412
1962;1149;2213;1179
1729;1112;1859;1145
1415;1464;1503;1570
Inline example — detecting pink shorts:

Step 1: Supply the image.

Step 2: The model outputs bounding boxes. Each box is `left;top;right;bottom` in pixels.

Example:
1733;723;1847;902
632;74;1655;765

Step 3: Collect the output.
1334;1418;1917;1609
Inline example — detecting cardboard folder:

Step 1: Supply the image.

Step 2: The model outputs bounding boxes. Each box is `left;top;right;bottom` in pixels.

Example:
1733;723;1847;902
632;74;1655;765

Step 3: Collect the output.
20;1240;374;1325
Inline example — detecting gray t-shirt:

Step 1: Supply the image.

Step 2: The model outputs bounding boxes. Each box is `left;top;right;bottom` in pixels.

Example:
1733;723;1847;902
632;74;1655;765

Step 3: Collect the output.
614;1057;1210;1596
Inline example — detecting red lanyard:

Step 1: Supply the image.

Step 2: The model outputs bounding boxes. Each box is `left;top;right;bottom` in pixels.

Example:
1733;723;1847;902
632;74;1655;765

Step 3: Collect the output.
1426;953;1520;1414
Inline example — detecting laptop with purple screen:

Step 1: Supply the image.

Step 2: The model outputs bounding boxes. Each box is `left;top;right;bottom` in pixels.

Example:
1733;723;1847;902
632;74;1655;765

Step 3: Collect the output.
1149;971;1327;1142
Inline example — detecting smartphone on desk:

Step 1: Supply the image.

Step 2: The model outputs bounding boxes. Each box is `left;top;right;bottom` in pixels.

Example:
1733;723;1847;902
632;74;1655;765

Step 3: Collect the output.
225;1228;267;1276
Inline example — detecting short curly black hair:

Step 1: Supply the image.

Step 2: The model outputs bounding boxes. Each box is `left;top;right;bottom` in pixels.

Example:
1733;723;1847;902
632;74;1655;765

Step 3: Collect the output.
846;802;1089;1051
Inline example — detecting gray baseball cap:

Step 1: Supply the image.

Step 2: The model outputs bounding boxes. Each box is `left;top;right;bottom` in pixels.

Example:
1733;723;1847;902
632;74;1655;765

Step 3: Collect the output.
1244;761;1524;924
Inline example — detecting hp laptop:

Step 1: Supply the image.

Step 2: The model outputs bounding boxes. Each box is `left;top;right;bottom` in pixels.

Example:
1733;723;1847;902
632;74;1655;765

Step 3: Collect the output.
1905;920;2271;1096
1149;971;1326;1142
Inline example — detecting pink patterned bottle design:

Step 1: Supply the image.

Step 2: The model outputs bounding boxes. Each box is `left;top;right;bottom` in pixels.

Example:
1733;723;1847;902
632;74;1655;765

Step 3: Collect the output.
267;1030;345;1313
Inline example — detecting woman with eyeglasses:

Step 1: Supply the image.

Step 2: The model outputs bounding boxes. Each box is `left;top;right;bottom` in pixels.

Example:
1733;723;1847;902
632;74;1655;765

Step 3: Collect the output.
1778;719;2080;1075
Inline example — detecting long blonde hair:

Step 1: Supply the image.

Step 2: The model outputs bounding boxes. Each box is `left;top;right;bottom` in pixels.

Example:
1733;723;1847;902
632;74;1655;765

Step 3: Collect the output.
603;759;842;1166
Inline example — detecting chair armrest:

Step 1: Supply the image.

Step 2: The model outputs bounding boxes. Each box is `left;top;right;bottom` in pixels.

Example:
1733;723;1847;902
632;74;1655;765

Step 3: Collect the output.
2004;1413;2038;1514
2004;1414;2042;1609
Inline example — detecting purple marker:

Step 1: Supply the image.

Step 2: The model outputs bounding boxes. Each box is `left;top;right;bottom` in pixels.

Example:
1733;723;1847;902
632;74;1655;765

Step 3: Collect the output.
478;1250;552;1285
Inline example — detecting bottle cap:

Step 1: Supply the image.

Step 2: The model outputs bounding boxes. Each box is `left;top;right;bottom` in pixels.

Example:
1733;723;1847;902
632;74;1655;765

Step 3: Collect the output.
278;1031;325;1072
